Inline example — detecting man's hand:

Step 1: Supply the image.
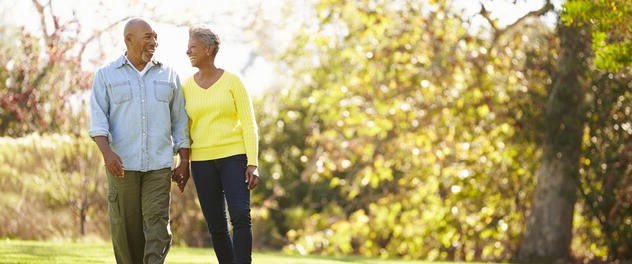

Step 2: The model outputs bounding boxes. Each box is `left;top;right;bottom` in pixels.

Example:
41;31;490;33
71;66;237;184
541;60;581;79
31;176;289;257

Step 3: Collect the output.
245;165;260;191
103;150;124;177
94;136;124;177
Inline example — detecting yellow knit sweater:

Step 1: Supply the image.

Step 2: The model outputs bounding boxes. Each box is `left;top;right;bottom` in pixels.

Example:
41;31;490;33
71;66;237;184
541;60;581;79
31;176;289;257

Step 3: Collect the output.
182;71;259;166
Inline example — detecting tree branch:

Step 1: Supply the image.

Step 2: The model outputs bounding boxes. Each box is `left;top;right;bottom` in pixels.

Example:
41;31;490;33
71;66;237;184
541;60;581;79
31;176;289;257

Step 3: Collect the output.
480;0;555;47
76;16;132;60
31;0;49;38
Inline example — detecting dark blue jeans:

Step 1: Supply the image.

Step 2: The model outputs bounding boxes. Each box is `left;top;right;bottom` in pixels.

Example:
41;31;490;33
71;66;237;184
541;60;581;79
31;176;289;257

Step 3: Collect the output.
191;154;252;264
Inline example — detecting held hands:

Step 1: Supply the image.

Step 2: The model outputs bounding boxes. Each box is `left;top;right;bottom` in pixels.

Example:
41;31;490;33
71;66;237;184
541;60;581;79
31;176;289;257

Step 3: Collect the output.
245;165;260;191
172;160;190;193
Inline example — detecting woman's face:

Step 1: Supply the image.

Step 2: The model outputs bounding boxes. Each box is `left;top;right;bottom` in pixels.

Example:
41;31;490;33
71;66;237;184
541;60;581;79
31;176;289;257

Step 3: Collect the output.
186;36;211;68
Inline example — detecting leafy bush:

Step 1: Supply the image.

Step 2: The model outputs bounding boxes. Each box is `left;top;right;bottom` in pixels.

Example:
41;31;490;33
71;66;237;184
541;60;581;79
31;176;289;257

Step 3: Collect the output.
0;133;107;239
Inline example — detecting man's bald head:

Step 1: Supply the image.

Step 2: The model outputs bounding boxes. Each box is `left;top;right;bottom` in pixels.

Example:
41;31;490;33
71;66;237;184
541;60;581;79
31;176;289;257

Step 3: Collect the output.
123;17;157;69
124;18;151;38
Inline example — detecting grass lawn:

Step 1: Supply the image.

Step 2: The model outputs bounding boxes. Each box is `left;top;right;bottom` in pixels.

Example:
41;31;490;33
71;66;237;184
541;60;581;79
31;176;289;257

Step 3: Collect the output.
0;239;474;264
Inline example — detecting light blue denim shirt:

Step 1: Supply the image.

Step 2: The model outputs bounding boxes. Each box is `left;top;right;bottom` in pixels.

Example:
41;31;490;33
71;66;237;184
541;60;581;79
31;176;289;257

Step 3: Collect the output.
89;54;190;172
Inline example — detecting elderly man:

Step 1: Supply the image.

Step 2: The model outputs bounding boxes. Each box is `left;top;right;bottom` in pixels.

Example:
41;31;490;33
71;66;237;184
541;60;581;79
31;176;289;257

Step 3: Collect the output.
89;17;190;264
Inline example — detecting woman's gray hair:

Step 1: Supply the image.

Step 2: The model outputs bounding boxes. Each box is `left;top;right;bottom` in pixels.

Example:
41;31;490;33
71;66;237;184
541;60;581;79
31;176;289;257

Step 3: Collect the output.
189;25;221;56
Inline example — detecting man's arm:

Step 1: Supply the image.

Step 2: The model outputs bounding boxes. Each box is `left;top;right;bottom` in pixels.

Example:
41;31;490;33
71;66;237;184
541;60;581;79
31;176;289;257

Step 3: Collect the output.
89;69;123;177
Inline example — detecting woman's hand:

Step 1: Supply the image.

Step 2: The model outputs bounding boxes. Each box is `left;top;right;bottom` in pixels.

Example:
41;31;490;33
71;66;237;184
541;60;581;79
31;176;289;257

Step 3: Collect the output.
245;165;260;190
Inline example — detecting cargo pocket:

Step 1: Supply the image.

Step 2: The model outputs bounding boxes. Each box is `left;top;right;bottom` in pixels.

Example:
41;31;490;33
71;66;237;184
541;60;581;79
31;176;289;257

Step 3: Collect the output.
108;192;121;224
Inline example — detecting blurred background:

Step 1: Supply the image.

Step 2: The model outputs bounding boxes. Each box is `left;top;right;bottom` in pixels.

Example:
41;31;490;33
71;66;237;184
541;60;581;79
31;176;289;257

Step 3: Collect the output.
0;0;631;262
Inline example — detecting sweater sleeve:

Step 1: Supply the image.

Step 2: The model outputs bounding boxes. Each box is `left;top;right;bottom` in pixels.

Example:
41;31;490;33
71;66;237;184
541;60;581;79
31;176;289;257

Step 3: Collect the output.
231;75;259;166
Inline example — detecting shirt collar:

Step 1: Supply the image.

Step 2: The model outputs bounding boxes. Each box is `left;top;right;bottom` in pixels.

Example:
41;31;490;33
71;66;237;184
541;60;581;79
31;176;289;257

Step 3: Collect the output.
115;52;162;68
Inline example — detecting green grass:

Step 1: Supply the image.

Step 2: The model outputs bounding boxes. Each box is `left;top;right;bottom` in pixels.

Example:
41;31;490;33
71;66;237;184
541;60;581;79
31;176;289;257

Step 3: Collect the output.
0;239;469;264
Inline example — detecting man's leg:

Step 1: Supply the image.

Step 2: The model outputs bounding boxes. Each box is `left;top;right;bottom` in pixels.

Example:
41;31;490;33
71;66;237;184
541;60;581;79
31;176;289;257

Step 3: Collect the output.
141;168;172;264
107;170;144;264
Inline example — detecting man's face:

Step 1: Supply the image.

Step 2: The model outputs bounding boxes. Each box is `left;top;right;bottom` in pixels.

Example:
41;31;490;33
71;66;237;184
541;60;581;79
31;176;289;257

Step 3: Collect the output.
127;22;158;63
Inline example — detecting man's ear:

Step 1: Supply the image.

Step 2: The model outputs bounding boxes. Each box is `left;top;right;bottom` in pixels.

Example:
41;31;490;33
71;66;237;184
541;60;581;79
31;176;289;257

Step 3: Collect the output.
124;33;132;45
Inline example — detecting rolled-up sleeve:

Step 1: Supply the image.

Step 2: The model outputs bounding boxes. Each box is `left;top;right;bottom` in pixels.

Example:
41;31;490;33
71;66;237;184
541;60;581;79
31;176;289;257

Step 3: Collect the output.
89;69;111;141
170;74;190;153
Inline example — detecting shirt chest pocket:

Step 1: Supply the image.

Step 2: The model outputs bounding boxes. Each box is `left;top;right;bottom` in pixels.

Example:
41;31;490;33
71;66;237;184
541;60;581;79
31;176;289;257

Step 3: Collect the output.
153;80;172;103
109;81;132;104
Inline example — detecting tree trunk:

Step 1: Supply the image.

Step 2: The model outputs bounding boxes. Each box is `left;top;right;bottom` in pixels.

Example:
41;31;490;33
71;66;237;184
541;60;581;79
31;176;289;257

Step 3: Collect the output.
519;21;590;261
80;205;87;236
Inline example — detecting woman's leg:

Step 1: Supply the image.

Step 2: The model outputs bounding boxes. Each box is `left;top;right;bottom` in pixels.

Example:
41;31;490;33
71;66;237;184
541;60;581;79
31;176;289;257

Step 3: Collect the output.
191;160;234;264
219;154;252;264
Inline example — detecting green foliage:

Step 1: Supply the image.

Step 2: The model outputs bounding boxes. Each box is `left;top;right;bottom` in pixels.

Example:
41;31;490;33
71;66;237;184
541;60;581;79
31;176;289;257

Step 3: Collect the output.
0;133;227;247
562;0;632;71
4;0;632;262
578;72;632;260
0;133;107;239
559;1;632;261
256;0;554;261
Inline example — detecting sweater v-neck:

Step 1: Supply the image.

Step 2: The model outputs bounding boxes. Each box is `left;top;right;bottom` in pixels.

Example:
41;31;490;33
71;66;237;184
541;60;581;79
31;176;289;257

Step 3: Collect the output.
194;70;225;90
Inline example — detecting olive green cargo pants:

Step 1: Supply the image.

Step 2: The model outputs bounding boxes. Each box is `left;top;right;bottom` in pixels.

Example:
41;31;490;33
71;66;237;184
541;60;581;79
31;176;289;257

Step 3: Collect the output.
106;168;172;264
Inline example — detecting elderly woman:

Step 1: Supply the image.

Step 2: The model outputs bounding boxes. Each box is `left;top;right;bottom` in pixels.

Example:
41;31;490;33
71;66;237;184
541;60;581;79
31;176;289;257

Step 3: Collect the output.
177;25;259;264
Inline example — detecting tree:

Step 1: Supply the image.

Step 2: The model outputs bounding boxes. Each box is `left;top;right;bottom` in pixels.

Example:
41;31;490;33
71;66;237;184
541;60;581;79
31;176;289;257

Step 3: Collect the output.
561;0;632;260
260;0;554;260
0;0;101;136
518;20;591;261
520;0;632;261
